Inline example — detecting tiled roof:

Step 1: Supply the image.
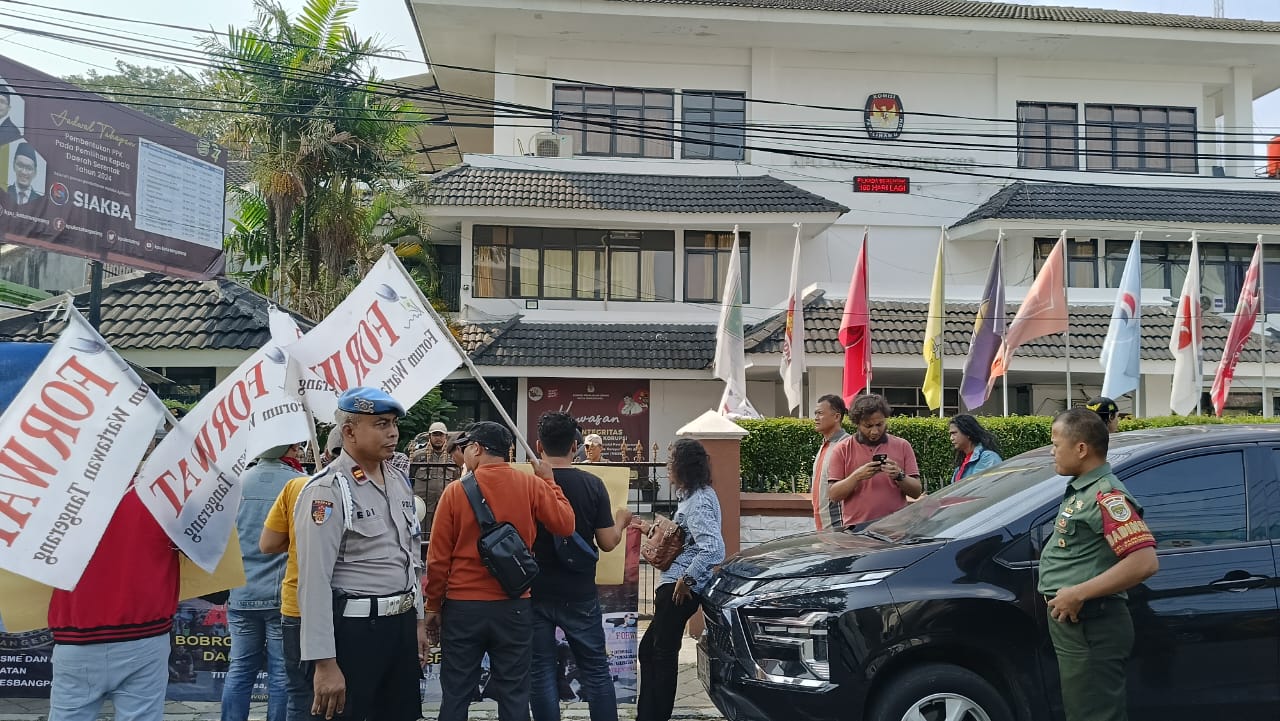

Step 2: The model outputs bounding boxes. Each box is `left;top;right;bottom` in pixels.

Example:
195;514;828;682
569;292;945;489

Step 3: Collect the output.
749;295;1280;363
225;160;252;188
0;273;313;351
461;319;718;369
609;0;1280;32
425;165;849;214
952;182;1280;228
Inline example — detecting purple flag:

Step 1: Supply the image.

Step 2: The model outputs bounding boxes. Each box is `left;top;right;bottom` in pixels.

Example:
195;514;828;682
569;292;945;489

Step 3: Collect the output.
960;236;1005;411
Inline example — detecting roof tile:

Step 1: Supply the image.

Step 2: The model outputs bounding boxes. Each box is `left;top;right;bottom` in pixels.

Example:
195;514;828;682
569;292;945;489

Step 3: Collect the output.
952;182;1280;228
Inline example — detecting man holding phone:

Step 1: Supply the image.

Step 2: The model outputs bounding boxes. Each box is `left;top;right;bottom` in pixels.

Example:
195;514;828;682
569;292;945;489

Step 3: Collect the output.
826;394;922;527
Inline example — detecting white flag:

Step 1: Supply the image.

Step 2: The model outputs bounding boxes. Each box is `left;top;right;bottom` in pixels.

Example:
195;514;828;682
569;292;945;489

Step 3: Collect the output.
0;307;166;588
714;226;760;419
779;224;806;414
1100;232;1142;399
283;249;466;422
137;329;313;571
1169;234;1203;415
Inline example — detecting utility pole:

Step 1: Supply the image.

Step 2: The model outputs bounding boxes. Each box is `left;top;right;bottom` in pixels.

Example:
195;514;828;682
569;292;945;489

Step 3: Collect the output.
1214;0;1225;18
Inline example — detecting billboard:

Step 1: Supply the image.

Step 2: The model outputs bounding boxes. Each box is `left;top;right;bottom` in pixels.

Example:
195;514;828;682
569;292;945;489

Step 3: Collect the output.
525;379;650;462
0;56;225;279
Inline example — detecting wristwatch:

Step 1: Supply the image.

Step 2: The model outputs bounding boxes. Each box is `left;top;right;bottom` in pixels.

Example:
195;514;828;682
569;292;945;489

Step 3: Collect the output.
681;574;696;588
894;471;906;482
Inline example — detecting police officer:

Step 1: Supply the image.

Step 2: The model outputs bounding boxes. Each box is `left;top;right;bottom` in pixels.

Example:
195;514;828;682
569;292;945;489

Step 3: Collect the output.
295;387;426;721
1086;396;1121;433
1040;408;1159;721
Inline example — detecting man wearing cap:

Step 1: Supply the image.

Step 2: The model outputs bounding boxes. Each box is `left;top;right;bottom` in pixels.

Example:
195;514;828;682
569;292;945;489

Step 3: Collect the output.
1087;396;1121;434
424;421;575;721
410;421;459;539
583;434;605;463
294;387;426;721
223;442;306;721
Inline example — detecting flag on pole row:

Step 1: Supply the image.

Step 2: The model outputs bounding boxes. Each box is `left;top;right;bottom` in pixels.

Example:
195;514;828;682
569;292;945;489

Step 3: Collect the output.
989;231;1067;391
840;229;872;405
1211;238;1262;416
959;233;1005;411
0;306;166;588
714;226;760;419
137;314;314;571
779;224;806;415
1170;233;1203;416
922;229;946;412
1100;232;1143;400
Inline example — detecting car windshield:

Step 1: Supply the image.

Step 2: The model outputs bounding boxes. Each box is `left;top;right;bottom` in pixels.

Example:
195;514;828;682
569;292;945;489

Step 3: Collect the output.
864;455;1067;542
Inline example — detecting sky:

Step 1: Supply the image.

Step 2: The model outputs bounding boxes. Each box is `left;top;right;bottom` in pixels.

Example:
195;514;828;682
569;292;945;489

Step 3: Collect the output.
0;0;1277;132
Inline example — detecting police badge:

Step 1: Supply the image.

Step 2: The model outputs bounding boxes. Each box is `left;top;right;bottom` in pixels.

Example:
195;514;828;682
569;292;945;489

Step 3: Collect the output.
312;500;334;525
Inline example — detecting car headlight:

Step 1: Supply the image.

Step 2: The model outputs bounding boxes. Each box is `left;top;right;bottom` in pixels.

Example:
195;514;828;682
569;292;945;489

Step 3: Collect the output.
748;568;898;602
743;611;831;688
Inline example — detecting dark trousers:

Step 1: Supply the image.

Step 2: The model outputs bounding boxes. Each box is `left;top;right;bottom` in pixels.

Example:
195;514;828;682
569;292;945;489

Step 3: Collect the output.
1048;598;1134;721
530;597;617;721
307;610;422;721
280;615;312;721
438;598;533;721
637;583;700;721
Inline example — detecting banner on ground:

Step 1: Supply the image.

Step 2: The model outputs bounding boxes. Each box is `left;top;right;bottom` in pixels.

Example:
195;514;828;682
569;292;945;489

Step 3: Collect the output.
282;249;466;423
419;464;640;704
136;330;313;571
0;307;166;589
0;55;226;279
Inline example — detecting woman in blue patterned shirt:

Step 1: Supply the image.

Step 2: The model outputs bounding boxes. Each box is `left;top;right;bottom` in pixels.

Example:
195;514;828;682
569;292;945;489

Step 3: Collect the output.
635;438;726;721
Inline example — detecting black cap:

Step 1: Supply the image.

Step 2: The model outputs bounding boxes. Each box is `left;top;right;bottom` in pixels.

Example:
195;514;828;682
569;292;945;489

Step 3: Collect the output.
462;421;512;456
1086;396;1120;418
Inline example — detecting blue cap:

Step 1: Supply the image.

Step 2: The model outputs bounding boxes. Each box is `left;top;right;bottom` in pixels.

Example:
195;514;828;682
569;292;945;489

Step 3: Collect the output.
337;387;406;418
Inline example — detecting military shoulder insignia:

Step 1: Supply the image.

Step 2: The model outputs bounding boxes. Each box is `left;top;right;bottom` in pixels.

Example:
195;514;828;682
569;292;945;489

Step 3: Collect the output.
1099;491;1132;522
1098;491;1156;558
312;500;334;525
351;466;367;483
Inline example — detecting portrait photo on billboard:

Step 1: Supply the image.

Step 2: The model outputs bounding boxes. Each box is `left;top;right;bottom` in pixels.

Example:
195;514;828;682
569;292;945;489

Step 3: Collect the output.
0;81;27;147
1;141;46;208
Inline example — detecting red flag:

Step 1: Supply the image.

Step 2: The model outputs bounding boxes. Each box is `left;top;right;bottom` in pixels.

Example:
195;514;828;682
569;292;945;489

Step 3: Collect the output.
1211;239;1263;416
841;231;872;404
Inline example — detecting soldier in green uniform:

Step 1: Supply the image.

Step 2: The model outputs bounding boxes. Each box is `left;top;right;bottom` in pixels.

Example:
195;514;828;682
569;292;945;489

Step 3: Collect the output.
1039;408;1159;721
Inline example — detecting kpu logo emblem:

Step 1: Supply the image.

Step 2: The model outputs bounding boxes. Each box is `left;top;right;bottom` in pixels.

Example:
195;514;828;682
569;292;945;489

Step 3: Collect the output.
864;93;905;140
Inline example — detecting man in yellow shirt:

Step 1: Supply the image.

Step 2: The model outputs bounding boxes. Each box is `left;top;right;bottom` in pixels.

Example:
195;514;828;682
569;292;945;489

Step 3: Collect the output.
260;475;308;721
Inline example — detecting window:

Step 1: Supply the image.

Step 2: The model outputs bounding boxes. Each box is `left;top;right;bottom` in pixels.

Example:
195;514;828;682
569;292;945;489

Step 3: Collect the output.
441;379;516;430
682;91;746;160
1017;102;1078;170
874;386;960;418
553;85;674;158
1034;237;1098;288
472;225;674;301
1085;105;1197;173
156;367;216;405
1122;452;1248;548
1105;239;1277;311
684;231;750;303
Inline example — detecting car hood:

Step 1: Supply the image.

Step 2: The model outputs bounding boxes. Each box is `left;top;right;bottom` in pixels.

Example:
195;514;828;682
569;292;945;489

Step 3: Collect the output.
719;530;945;580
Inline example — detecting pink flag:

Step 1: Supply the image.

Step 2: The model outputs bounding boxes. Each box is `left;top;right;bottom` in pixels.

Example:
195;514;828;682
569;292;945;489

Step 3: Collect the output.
989;232;1067;387
1211;238;1262;416
841;231;872;404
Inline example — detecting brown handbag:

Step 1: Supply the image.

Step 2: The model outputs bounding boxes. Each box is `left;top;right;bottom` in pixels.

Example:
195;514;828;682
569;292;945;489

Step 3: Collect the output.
640;514;685;571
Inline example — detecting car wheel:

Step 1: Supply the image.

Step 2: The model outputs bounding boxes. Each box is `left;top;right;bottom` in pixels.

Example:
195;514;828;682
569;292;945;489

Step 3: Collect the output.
869;662;1014;721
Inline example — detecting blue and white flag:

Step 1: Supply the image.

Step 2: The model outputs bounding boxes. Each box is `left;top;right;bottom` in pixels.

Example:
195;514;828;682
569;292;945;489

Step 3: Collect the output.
1100;232;1142;399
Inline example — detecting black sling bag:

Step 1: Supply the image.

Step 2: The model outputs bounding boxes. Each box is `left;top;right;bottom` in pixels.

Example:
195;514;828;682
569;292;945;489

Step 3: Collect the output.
460;474;540;598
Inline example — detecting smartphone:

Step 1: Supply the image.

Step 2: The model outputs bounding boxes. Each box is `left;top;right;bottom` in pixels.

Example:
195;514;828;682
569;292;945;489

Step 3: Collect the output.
872;453;888;464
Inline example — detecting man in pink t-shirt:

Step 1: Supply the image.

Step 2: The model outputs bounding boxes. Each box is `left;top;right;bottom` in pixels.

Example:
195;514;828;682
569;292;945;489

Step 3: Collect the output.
827;394;922;527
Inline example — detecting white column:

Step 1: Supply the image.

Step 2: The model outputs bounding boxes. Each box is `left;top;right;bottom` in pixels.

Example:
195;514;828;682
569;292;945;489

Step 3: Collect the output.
1223;67;1255;178
493;34;520;155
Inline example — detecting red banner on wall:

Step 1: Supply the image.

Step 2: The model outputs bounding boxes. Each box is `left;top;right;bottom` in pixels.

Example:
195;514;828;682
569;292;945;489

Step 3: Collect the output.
525;379;650;462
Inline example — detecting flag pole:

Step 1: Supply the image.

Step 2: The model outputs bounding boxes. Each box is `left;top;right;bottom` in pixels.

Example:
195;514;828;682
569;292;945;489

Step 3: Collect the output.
866;225;872;397
1062;231;1072;409
1260;234;1270;418
1002;374;1009;416
939;225;946;418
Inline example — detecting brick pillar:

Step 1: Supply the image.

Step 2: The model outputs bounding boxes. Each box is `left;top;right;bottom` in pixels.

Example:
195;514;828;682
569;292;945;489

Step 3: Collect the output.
675;410;747;638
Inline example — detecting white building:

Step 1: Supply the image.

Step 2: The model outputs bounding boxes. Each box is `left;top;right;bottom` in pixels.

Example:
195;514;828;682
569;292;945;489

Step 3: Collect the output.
405;0;1280;453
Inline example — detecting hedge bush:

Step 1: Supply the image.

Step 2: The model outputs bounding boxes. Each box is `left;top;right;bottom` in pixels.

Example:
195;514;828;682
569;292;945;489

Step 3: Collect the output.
738;414;1280;493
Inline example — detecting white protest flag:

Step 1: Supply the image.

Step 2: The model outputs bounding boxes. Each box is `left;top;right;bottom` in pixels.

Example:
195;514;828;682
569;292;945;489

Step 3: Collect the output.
282;248;467;422
1169;233;1203;415
137;326;313;571
714;226;761;420
0;306;165;588
779;224;805;414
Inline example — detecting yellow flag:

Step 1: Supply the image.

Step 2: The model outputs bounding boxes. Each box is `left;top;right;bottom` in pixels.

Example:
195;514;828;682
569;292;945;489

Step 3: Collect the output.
922;230;946;411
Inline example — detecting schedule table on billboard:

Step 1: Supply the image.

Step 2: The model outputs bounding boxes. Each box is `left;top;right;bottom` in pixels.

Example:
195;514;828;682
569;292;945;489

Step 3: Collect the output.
135;139;225;249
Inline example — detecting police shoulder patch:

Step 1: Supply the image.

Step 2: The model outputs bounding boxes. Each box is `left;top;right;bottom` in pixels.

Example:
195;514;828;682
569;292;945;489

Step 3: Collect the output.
311;500;334;525
1098;491;1132;522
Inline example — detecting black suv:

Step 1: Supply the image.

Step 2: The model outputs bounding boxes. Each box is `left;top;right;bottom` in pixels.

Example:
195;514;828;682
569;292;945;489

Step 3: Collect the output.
698;425;1280;721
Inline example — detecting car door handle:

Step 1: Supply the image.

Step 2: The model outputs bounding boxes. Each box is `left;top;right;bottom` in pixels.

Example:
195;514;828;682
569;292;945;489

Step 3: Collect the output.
1209;574;1269;592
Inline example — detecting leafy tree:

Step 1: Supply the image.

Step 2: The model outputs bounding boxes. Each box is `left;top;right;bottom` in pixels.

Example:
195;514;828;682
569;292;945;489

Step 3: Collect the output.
63;61;224;137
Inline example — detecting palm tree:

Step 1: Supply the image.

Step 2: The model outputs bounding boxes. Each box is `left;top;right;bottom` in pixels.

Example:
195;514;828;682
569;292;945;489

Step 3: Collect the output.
209;0;429;311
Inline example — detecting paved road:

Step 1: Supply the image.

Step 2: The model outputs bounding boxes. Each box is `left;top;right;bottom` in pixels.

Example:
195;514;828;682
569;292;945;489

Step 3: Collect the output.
0;634;724;720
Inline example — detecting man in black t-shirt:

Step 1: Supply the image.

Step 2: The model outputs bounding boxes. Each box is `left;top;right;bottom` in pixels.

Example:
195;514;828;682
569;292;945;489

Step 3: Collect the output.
530;412;633;721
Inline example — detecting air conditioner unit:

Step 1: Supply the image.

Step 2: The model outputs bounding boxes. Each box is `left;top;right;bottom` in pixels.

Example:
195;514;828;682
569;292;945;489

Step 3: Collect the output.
532;132;573;158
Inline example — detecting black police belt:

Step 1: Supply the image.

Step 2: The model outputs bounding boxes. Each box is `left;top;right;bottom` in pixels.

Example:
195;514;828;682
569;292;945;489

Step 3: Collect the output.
340;591;415;618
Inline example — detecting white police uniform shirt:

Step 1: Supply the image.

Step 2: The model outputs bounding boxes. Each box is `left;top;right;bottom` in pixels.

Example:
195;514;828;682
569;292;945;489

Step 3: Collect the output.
294;450;423;661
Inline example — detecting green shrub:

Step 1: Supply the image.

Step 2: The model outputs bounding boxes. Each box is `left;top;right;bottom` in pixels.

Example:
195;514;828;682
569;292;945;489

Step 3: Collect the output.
737;414;1280;493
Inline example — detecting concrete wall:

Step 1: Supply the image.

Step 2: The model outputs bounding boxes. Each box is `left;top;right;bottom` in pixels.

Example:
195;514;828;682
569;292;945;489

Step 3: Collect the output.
740;513;814;549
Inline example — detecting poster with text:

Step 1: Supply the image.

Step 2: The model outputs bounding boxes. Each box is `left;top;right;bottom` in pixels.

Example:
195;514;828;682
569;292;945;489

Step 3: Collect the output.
525;379;650;463
0;55;226;279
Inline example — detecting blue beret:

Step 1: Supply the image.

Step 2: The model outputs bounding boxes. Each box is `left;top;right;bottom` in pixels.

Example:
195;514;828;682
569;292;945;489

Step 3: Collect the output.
337;387;405;418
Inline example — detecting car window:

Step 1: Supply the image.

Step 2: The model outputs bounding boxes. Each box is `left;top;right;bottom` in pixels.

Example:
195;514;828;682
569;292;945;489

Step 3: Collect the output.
1121;451;1248;549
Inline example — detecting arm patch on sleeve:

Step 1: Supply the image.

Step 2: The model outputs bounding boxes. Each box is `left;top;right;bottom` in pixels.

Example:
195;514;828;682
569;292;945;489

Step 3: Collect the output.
1098;491;1156;558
